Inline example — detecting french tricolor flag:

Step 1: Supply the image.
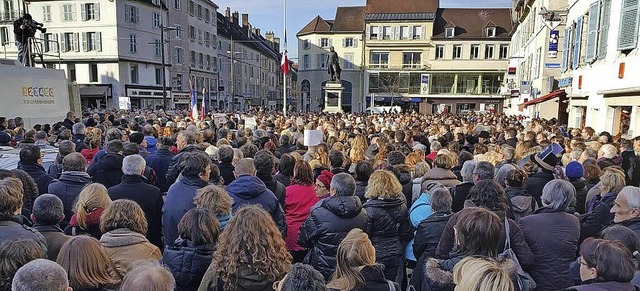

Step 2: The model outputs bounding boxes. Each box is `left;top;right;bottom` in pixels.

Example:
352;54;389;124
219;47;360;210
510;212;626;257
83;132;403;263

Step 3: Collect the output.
190;85;199;121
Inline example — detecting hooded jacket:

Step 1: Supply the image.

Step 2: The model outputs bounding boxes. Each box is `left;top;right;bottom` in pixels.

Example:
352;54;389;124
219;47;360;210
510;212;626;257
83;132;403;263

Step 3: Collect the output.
163;176;209;246
298;195;369;280
48;171;92;226
227;175;286;237
144;135;157;154
17;162;54;197
505;186;537;222
198;263;279;291
100;228;161;276
421;168;460;189
163;238;215;291
87;153;124;189
570;178;588;214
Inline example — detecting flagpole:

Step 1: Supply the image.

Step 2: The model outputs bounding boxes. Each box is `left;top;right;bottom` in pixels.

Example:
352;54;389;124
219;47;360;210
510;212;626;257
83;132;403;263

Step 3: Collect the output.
283;0;287;118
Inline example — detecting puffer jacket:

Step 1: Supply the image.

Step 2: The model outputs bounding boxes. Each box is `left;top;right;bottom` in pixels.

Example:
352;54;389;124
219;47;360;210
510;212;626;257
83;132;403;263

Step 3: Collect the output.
570;178;588;214
421;168;460;189
100;228;161;277
163;238;215;291
227;175;287;237
363;198;414;279
48;171;92;227
298;195;368;280
284;184;319;251
413;212;452;260
505;186;537;221
87;153;124;189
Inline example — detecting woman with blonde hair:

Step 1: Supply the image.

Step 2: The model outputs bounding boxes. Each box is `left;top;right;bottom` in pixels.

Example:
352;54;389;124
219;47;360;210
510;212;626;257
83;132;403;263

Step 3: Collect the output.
327;229;400;291
315;143;330;168
581;167;627;241
363;170;413;281
194;185;233;230
99;199;161;277
65;183;112;239
198;205;292;291
81;128;102;164
56;236;121;290
452;257;514;291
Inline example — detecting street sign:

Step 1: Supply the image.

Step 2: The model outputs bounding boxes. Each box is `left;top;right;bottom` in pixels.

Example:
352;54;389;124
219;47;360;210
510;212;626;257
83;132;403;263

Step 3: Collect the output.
420;74;430;95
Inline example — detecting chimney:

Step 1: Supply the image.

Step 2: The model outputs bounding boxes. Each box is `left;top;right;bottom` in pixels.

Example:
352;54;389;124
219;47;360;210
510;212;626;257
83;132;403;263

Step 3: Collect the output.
242;14;249;28
232;11;239;26
265;31;274;41
225;7;231;18
255;28;261;36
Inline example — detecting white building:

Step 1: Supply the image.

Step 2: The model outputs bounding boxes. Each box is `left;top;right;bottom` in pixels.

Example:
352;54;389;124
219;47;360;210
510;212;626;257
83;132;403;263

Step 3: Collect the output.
561;0;640;137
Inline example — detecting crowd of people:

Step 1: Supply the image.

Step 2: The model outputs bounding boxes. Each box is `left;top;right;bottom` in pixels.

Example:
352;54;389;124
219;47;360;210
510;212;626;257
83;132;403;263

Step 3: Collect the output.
1;109;640;291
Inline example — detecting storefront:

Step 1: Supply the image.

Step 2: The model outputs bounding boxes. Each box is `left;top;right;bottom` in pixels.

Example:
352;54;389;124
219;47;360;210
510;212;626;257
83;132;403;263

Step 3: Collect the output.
423;98;504;115
173;92;190;110
79;85;112;109
125;85;165;110
596;87;640;137
519;90;567;124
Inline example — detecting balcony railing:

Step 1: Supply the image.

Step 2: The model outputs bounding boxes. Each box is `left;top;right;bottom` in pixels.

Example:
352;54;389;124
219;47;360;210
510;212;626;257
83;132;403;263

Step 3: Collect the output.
367;64;431;70
0;10;19;22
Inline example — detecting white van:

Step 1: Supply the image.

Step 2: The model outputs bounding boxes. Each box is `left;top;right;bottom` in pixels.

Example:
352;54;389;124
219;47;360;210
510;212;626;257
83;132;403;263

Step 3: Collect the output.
365;106;402;114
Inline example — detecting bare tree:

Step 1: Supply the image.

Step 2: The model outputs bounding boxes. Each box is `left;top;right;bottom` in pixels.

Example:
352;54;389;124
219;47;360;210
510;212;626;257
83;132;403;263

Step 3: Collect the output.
379;73;401;111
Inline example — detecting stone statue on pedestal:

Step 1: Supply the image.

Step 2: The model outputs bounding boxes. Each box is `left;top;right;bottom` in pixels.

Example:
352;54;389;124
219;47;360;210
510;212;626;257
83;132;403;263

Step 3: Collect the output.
327;46;341;82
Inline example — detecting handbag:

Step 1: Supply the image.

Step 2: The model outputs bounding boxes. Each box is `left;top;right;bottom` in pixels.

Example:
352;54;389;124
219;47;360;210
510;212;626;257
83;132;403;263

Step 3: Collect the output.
387;280;397;291
498;217;536;291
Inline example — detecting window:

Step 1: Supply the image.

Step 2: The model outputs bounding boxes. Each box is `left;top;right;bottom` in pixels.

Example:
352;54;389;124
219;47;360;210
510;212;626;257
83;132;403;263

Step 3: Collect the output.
370;26;379;39
153;12;162;28
618;0;639;50
499;44;509;59
412;26;423;39
174;24;183;39
155;67;162;85
598;0;611;59
485;44;495;59
189;26;195;40
89;63;97;82
174;0;181;10
130;64;139;84
62;33;77;52
370;52;389;68
206;55;211;70
435;45;444;59
453;45;462;59
403;52;421;68
383;26;392;40
457;74;479;94
344;37;355;47
153;39;161;58
152;0;160;5
129;34;137;53
198;29;203;44
175;74;183;90
197;4;202;19
190;51;196;66
317;53;327;69
42;5;51;22
42;33;53;52
320;38;330;47
189;0;194;15
83;32;101;51
174;47;184;64
446;27;455;38
303;54;310;69
470;44;480;59
124;4;139;23
81;3;99;21
303;39;310;50
68;64;77;82
486;27;496;38
431;74;456;94
400;26;409;39
204;31;210;46
344;53;354;69
62;4;74;22
205;8;210;22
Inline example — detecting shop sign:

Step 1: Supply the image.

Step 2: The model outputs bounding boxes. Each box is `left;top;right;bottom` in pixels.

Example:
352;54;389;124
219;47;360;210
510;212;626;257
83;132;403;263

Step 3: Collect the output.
558;77;573;88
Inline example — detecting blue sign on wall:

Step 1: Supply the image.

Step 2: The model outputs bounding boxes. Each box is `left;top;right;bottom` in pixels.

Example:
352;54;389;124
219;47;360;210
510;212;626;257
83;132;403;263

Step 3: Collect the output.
549;30;559;58
558;77;573;88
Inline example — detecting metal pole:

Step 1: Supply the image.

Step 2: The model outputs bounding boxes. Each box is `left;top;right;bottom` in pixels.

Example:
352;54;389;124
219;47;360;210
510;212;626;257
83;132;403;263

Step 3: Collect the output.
283;0;287;117
161;26;168;110
230;37;234;112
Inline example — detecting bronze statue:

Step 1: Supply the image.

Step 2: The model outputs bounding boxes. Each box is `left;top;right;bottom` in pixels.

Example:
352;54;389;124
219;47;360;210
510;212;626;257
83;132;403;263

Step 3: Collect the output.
327;46;341;82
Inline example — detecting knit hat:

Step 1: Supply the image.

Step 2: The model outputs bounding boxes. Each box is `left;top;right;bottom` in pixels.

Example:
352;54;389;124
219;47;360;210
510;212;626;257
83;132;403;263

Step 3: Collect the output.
316;170;334;190
565;161;584;179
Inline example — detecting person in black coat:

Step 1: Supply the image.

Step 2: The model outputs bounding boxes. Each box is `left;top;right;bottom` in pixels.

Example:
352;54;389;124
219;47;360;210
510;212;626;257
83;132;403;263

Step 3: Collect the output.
165;131;204;187
60;111;76;131
47;153;92;227
216;145;236;186
145;136;175;193
108;154;164;249
298;173;369;280
413;189;453;260
163;209;218;291
363;170;413;281
526;152;558;207
0;177;48;254
611;186;640;236
17;145;53;197
504;127;519;149
71;123;86;152
87;140;125;189
450;160;476;212
353;161;373;203
254;150;286;207
621;140;640;187
580;168;626;242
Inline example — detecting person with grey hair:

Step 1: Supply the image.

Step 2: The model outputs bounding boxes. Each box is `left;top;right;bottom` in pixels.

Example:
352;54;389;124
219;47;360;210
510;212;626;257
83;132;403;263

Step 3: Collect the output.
165;130;203;187
299;172;368;279
47;152;92;227
426;140;442;161
109;154;164;249
48;140;76;179
518;179;580;290
218;145;236;186
91;127;125;163
71;122;86;152
612;186;640;235
472;161;495;184
496;145;516;169
450;160;477;212
227;158;286;237
31;194;71;261
413;187;453;260
33;131;53;149
494;163;516;188
120;261;176;291
12;259;71;291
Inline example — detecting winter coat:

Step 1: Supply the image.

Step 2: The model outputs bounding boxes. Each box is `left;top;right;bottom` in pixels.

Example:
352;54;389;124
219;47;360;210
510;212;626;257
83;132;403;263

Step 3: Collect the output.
526;171;555;207
100;228;161;277
33;224;71;261
258;173;286;208
580;192;617;242
17;162;53;197
144;135;157;154
48;158;64;179
81;147;99;164
409;256;461;291
421;168;460;189
435;208;534;271
163;238;215;291
198;263;279;291
620;217;640;236
397;169;414;208
87;153;124;189
411;177;423;203
406;193;433;261
284;184;319;251
109;175;164;249
61;118;74;132
363;198;414;279
72;133;86;152
564;281;640;291
327;265;400;291
622;150;640;187
570;178;589;214
505;137;519;149
165;145;204;187
0;218;48;254
163;176;209;246
354;181;368;203
519;207;580;291
218;161;236;186
65;208;104;239
273;172;291;187
505;186;537;221
450;182;474;213
146;149;175;192
48;171;92;227
298;195;368;280
413;212;452;261
227;175;287;237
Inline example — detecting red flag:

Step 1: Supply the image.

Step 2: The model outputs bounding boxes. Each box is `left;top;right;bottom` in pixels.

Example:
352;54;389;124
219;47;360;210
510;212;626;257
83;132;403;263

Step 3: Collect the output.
281;50;289;75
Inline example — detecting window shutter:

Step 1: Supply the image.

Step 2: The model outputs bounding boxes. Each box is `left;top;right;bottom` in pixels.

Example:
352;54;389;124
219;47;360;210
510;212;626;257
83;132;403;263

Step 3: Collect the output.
81;4;86;21
585;2;599;62
74;33;80;51
618;0;639;50
394;26;400;40
598;0;611;58
366;26;371;40
408;27;414;39
82;32;88;51
60;33;66;52
125;5;131;22
422;25;427;39
95;3;100;21
342;38;346;48
96;32;102;52
354;39;358;48
52;34;59;53
328;38;333;47
572;17;582;69
561;28;570;72
72;4;76;21
135;7;140;23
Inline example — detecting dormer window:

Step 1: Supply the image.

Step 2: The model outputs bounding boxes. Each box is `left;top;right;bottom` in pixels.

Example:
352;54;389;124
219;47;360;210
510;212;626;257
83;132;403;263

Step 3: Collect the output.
486;27;496;38
445;27;455;38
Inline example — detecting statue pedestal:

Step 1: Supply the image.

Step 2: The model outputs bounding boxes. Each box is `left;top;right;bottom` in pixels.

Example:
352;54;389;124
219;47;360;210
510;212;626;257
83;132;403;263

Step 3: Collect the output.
323;81;343;113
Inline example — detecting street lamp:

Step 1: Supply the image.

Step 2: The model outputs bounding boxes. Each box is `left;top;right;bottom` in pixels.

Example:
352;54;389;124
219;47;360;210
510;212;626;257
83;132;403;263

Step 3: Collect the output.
227;50;244;112
160;25;177;110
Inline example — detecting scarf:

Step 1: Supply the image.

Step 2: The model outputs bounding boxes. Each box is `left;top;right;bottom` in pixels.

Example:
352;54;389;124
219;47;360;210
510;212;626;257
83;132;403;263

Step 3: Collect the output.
69;207;105;228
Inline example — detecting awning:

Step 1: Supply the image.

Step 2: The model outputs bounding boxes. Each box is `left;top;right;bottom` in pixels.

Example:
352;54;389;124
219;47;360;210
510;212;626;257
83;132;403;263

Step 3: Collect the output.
79;86;109;98
520;90;566;108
